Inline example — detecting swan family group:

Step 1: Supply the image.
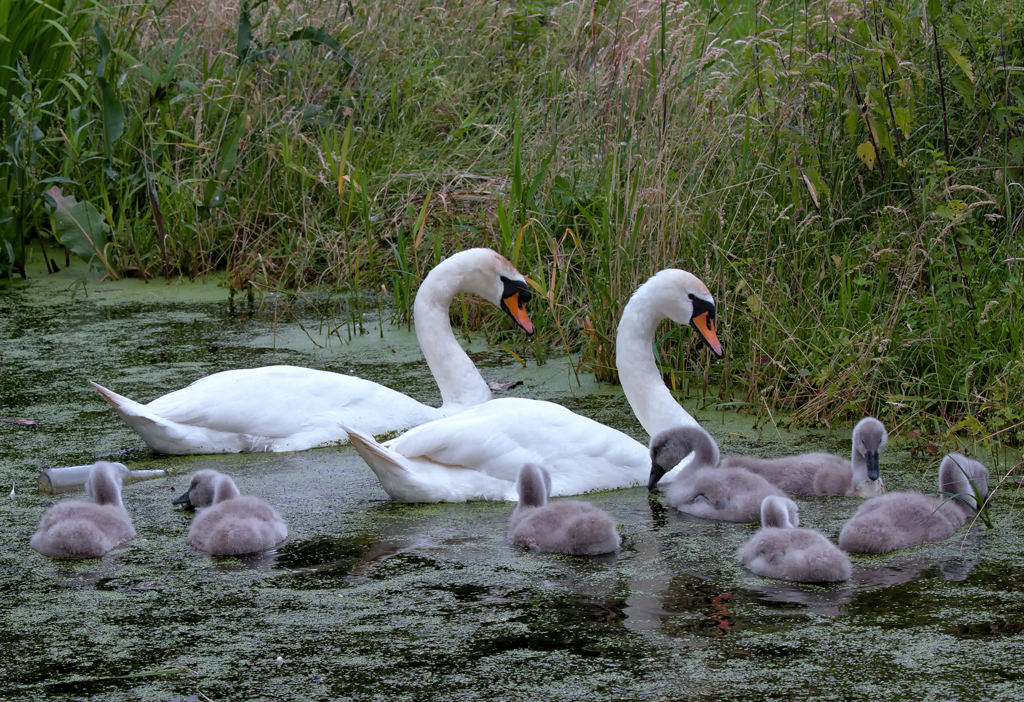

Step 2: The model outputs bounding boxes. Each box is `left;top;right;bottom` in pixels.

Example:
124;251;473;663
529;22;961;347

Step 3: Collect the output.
30;248;991;584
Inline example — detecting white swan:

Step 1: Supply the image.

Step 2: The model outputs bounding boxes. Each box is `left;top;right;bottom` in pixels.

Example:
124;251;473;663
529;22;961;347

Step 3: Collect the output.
649;425;786;523
838;453;989;554
508;463;621;555
737;495;853;582
173;470;288;555
89;248;534;454
343;268;723;502
719;417;888;498
30;462;136;558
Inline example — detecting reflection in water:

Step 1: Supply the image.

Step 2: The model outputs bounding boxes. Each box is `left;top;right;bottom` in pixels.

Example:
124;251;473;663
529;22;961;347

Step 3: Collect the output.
209;547;283;572
742;553;982;617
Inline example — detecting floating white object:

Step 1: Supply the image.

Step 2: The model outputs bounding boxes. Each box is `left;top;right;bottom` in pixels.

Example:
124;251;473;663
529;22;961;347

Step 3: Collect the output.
37;463;167;494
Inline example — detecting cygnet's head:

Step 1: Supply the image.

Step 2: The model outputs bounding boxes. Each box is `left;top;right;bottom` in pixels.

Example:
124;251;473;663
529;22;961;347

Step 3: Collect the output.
852;417;888;481
760;495;799;529
172;470;241;509
939;452;990;512
516;463;553;509
85;462;126;507
648;425;720;490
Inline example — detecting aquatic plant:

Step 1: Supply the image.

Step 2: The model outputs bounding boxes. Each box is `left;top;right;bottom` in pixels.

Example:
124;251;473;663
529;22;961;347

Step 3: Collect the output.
0;0;95;277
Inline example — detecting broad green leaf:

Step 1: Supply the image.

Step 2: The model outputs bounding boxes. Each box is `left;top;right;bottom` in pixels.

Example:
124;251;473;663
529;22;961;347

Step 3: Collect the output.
45;186;112;273
1010;137;1023;165
93;22;111;78
883;49;898;77
950;14;971;41
97;75;124;158
237;2;253;64
946;46;974;83
856;20;871;43
947;70;974;108
857;141;877;170
884;10;904;40
287;27;340;52
286;27;356;69
926;0;941;22
894;106;912;139
203;110;248;208
845;108;860;137
868;113;893;158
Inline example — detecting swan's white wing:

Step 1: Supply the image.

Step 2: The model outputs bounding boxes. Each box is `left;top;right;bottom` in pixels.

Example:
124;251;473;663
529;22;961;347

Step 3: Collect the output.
386;398;651;495
145;365;441;439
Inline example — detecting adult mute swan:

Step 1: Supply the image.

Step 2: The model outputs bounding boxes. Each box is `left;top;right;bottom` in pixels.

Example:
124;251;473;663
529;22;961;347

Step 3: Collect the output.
173;470;287;555
89;248;534;454
343;268;723;502
719;417;888;498
648;425;785;522
737;495;853;583
30;462;136;558
838;453;988;554
508;463;620;555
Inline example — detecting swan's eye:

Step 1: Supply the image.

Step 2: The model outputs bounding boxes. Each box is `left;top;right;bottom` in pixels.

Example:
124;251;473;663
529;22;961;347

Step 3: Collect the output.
688;293;695;300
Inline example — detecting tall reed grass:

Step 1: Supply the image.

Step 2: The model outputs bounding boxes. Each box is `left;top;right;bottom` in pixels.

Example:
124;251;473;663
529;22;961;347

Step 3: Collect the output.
3;0;1023;456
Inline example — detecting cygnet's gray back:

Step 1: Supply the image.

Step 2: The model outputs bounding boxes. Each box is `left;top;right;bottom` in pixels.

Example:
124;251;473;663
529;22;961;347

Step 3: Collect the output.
182;470;287;556
666;466;786;523
720;416;887;497
737;495;852;583
30;462;136;558
648;425;720;489
509;464;620;556
837;453;987;554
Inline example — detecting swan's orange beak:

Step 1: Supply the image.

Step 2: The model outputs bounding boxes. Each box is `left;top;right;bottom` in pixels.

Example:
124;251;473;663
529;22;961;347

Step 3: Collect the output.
691;312;723;357
501;291;534;335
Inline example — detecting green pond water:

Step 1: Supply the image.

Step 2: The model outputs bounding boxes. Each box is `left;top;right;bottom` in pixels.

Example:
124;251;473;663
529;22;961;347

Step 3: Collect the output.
1;262;1023;701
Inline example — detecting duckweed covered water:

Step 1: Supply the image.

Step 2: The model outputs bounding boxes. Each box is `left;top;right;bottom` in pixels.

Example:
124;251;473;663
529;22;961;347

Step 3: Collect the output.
2;263;1023;701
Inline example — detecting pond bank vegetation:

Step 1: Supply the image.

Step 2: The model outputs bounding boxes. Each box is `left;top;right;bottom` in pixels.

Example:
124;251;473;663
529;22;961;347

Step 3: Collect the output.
2;0;1023;452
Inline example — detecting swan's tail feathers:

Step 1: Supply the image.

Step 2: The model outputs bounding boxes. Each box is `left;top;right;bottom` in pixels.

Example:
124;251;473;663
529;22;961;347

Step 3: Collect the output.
89;381;146;414
89;381;197;453
340;423;427;502
341;423;407;473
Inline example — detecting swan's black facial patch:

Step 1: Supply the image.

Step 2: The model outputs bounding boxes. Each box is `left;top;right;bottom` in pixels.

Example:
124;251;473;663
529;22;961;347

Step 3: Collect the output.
689;297;723;357
501;276;531;304
499;276;534;335
691;296;716;321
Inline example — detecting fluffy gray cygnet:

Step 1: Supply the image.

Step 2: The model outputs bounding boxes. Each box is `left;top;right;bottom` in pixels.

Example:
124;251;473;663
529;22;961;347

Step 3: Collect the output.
719;417;888;498
30;462;136;558
737;495;852;583
173;470;287;556
838;453;988;554
508;463;620;556
649;425;786;523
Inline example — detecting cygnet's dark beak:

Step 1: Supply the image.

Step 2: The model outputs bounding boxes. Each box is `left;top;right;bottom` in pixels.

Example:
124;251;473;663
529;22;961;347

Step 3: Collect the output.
172;488;193;508
866;452;880;481
648;460;668;491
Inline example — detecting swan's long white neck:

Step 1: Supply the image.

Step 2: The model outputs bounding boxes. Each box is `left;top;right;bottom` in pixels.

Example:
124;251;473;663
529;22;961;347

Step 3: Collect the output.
615;278;698;437
414;255;493;410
